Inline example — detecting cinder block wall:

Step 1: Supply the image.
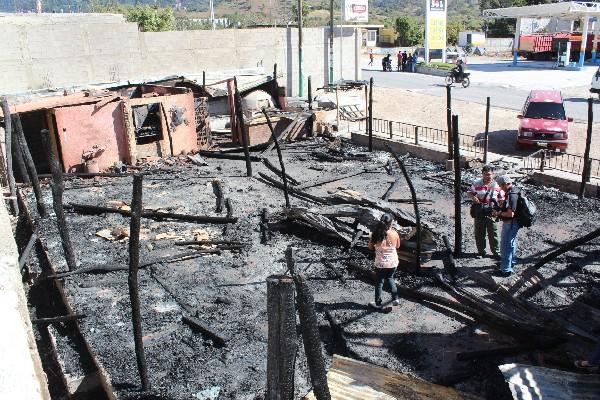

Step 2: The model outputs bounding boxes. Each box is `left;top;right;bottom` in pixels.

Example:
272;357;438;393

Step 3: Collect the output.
0;13;359;96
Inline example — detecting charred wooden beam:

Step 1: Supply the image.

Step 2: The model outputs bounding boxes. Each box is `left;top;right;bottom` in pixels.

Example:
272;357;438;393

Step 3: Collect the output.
14;114;47;217
1;97;19;214
262;108;290;207
442;235;457;277
41;129;77;271
287;247;331;400
128;173;150;391
456;338;564;362
212;179;224;213
65;203;238;224
297;163;387;190
175;240;249;246
533;226;600;270
182;315;229;347
324;309;350;357
322;260;346;283
38;172;132;179
31;314;86;325
261;207;270;244
266;275;297;400
388;198;432;204
262;158;300;186
12;125;30;184
19;232;37;270
386;145;421;270
381;176;401;201
451;115;462;258
48;249;221;279
258;172;329;205
197;150;262;162
233;77;252;177
222;198;234;236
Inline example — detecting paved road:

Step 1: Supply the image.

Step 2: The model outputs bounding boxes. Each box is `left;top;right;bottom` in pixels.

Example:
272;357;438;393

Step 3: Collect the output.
363;68;593;122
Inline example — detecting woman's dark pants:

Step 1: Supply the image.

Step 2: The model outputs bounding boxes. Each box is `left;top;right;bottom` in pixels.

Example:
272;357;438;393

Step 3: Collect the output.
375;267;398;305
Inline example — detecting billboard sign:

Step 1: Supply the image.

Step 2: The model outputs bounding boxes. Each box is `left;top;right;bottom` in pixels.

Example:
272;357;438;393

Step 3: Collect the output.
344;0;369;23
426;0;447;52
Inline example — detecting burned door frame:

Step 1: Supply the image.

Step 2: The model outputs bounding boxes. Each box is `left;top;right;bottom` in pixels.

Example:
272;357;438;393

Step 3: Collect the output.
122;98;173;163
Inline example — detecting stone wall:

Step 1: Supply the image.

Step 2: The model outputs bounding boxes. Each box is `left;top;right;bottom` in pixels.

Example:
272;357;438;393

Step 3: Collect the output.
0;13;359;96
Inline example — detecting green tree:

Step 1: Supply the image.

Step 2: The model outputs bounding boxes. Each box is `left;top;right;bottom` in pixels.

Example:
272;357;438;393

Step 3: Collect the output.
446;20;461;45
291;2;310;21
126;6;175;32
395;16;423;46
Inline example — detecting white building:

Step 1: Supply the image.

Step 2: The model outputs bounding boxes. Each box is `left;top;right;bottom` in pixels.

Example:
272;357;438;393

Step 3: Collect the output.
458;31;486;47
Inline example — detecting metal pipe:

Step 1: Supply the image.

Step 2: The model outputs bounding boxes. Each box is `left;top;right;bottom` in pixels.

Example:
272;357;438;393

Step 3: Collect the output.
580;97;594;198
298;0;304;97
329;0;334;85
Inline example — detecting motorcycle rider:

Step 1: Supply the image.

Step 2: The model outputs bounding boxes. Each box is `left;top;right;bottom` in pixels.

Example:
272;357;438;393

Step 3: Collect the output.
382;53;392;72
451;59;464;82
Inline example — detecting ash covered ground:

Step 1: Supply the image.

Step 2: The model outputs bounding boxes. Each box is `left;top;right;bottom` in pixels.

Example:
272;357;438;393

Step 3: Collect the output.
22;138;600;400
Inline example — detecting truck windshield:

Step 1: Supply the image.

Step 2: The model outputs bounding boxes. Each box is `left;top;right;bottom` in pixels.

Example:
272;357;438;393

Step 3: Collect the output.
524;102;566;120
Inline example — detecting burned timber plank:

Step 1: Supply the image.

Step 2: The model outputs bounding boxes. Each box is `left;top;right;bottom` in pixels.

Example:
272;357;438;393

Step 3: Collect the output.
41;129;77;271
31;314;86;325
1;97;19;214
263;108;291;207
65;203;238;224
258;172;329;205
182;315;229;347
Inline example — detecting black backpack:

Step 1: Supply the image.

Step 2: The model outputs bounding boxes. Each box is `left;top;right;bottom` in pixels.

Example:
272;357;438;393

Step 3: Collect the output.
515;189;537;228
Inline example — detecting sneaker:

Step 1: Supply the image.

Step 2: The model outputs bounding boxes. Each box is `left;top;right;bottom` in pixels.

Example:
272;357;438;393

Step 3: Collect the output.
369;301;382;309
493;270;512;278
476;251;486;259
392;299;400;306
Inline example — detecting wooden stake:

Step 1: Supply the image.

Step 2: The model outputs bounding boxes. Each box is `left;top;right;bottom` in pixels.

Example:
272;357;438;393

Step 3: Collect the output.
446;85;453;159
266;275;297;400
128;173;150;391
1;98;18;214
580;97;593;198
14;114;47;217
262;108;290;207
368;77;373;152
11;125;30;184
452;116;462;258
287;247;331;400
233;77;252;177
40;129;76;270
483;97;490;164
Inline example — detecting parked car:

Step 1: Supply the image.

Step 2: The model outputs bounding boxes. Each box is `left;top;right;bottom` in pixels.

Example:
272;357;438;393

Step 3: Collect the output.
590;66;600;99
516;90;572;152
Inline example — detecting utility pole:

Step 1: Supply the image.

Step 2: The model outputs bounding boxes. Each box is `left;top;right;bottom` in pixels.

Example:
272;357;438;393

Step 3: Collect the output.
209;0;215;30
329;0;334;86
298;0;304;97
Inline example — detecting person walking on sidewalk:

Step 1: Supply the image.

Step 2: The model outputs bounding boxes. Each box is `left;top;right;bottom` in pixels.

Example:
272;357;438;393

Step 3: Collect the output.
492;175;522;277
468;165;504;259
368;214;400;308
368;49;374;66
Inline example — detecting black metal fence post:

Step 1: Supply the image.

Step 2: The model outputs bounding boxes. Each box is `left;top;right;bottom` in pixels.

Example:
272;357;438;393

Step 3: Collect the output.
446;85;453;159
484;96;490;164
414;126;419;145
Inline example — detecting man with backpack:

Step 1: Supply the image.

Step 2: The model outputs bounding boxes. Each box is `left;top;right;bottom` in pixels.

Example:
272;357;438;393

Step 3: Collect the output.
492;175;535;277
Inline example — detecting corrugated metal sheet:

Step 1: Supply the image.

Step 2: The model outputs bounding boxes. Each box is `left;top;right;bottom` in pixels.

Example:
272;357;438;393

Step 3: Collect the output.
304;355;482;400
499;363;600;400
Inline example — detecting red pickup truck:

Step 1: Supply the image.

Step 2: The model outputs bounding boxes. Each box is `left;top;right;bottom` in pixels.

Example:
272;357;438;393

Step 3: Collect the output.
516;90;572;152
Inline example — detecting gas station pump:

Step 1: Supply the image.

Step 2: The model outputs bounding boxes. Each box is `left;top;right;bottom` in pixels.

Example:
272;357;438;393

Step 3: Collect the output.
555;38;571;68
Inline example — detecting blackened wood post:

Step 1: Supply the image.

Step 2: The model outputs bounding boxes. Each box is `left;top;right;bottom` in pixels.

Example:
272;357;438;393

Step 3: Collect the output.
1;98;18;215
262;108;290;207
388;121;393;139
308;75;313;110
579;97;593;198
202;71;206;91
273;63;278;87
287;247;331;400
266;275;297;400
14;114;47;217
12;126;30;184
233;77;252;177
386;145;421;270
364;85;368;135
128;173;150;391
261;207;269;244
368;77;374;152
41;129;77;270
446;85;453;159
414;126;419;145
452;115;462;258
484;96;490;164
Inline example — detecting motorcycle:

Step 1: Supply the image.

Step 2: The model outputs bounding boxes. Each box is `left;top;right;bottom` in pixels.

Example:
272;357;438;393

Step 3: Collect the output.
445;72;470;88
382;59;392;72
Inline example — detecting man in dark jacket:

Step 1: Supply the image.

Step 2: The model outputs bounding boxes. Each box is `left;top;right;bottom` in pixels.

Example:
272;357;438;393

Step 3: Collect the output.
492;175;522;277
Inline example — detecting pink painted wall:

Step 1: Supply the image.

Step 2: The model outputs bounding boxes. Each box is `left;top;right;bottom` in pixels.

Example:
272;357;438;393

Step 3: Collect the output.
54;102;127;172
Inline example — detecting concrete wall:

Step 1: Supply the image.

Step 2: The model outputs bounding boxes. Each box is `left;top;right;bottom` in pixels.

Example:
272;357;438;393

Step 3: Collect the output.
0;202;51;399
0;13;359;96
484;38;513;53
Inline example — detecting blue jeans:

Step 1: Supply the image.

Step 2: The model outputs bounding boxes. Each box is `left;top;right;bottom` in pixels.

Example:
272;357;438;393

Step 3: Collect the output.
590;337;600;365
375;267;398;305
500;220;521;273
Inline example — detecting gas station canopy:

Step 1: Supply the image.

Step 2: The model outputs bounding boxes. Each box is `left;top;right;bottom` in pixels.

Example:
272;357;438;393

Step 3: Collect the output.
483;1;600;20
